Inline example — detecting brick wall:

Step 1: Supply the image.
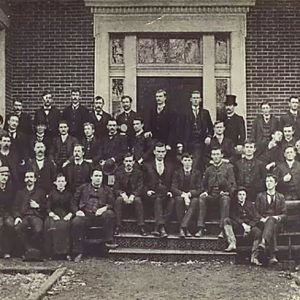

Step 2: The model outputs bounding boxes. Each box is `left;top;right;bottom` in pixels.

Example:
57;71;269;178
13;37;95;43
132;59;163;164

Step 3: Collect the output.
246;0;300;130
6;0;94;116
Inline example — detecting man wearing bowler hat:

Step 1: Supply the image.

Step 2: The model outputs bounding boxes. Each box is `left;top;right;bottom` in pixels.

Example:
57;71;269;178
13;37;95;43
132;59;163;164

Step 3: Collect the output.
221;95;246;154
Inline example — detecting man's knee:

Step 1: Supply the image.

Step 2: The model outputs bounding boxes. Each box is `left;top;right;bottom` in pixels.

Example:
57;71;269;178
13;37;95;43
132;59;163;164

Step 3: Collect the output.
116;196;123;205
251;227;262;239
102;210;116;220
133;196;143;205
4;217;15;228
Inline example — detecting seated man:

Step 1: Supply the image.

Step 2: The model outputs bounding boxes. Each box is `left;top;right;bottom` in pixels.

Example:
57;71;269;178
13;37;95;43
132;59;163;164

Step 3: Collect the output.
198;147;236;237
0;162;15;259
280;124;296;160
114;153;146;236
171;153;202;238
14;170;46;259
144;142;174;238
71;168;118;262
254;174;286;265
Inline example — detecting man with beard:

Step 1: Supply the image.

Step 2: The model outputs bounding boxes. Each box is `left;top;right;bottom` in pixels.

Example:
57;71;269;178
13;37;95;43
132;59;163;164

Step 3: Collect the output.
89;96;111;141
14;170;46;260
63;144;91;194
34;90;61;138
27;141;57;194
62;88;90;140
71;168;118;262
0;162;16;259
5;99;33;136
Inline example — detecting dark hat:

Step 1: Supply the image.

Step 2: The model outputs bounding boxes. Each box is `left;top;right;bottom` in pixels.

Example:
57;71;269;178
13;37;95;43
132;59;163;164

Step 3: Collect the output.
102;158;117;176
224;95;237;106
235;186;247;193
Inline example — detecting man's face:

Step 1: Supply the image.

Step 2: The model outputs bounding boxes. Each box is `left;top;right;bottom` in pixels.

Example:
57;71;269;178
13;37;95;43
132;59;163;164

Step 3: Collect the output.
237;190;247;205
107;121;117;134
214;122;225;135
54;176;67;190
182;157;193;169
34;142;46;156
73;146;84;160
156;92;166;105
71;91;80;105
24;172;36;186
190;93;201;107
289;98;299;111
133;120;143;133
91;170;103;186
265;176;277;190
283;126;294;140
211;149;223;164
153;145;167;161
36;124;47;134
272;131;283;142
84;125;94;138
121;98;131;111
261;104;270;115
226;104;235;115
94;98;104;111
0;137;11;150
124;156;134;169
295;140;300;153
43;93;53;107
14;101;23;114
0;172;9;185
8;116;19;130
59;123;69;135
244;143;256;157
284;147;296;161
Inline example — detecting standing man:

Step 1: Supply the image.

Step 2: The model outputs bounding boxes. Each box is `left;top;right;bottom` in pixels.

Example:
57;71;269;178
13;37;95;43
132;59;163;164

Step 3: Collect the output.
280;96;300;139
81;122;100;164
221;95;246;153
178;90;213;171
89;96;111;141
34;90;61;138
144;142;174;238
62;88;90;140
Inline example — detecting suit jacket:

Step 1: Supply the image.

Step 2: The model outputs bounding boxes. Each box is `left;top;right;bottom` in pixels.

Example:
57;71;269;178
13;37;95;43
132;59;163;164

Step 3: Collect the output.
0;182;15;217
203;162;236;196
116;110;137;144
207;136;235;161
144;160;173;196
62;104;90;139
171;168;203;197
221;113;246;146
26;158;57;194
5;112;33;136
47;189;76;217
89;110;111;140
255;191;286;220
131;132;153;162
230;200;258;227
74;183;114;213
114;166;143;197
34;106;61;138
280;111;300;139
80;136;100;163
180;107;213;146
14;187;46;219
0;152;20;187
8;131;29;162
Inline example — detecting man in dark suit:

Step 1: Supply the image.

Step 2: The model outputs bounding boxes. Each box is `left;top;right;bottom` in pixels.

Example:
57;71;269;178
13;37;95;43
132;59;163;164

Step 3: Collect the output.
251;102;279;157
254;174;286;265
178;90;213;171
114;153;146;235
50;120;78;170
81;122;100;165
62;88;90;140
171;153;203;238
280;124;296;160
89;96;111;141
14;170;47;259
116;95;137;146
144;142;174;238
5;99;33;136
198;147;236;237
280;96;300;139
34;90;61;138
221;95;246;153
71;168;118;261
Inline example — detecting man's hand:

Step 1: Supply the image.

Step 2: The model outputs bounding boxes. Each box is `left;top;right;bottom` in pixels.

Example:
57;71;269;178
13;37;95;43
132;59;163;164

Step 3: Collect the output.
64;213;73;221
95;206;107;216
242;223;251;233
177;143;183;154
283;173;292;182
76;210;85;217
30;200;40;209
220;191;229;196
128;195;135;204
266;162;276;171
200;191;208;198
268;140;277;149
166;145;171;151
53;214;60;221
138;158;143;165
204;137;211;145
121;192;128;203
144;132;152;138
260;216;269;223
167;192;173;198
147;190;155;197
14;217;22;225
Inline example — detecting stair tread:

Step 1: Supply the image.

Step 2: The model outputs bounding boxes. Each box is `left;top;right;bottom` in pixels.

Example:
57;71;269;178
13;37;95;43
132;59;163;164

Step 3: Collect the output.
116;233;220;240
109;248;236;255
122;219;219;225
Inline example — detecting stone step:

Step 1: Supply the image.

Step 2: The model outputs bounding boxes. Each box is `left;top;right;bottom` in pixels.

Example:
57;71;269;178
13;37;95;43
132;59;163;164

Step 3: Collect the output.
114;233;227;251
108;248;236;263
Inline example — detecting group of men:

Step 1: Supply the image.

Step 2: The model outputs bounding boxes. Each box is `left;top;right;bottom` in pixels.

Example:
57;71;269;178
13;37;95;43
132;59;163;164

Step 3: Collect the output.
0;87;299;265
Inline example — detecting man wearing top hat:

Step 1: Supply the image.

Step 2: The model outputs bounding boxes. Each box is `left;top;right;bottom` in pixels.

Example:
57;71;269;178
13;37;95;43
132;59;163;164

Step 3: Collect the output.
221;95;246;153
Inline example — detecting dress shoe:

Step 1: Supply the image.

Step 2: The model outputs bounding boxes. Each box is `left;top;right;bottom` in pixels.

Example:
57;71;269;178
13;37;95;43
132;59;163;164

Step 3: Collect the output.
269;255;278;265
139;226;147;236
179;228;186;239
66;255;72;261
218;231;225;239
194;228;204;238
251;255;262;266
185;230;192;237
3;254;11;259
160;226;168;238
105;241;119;249
74;253;83;263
